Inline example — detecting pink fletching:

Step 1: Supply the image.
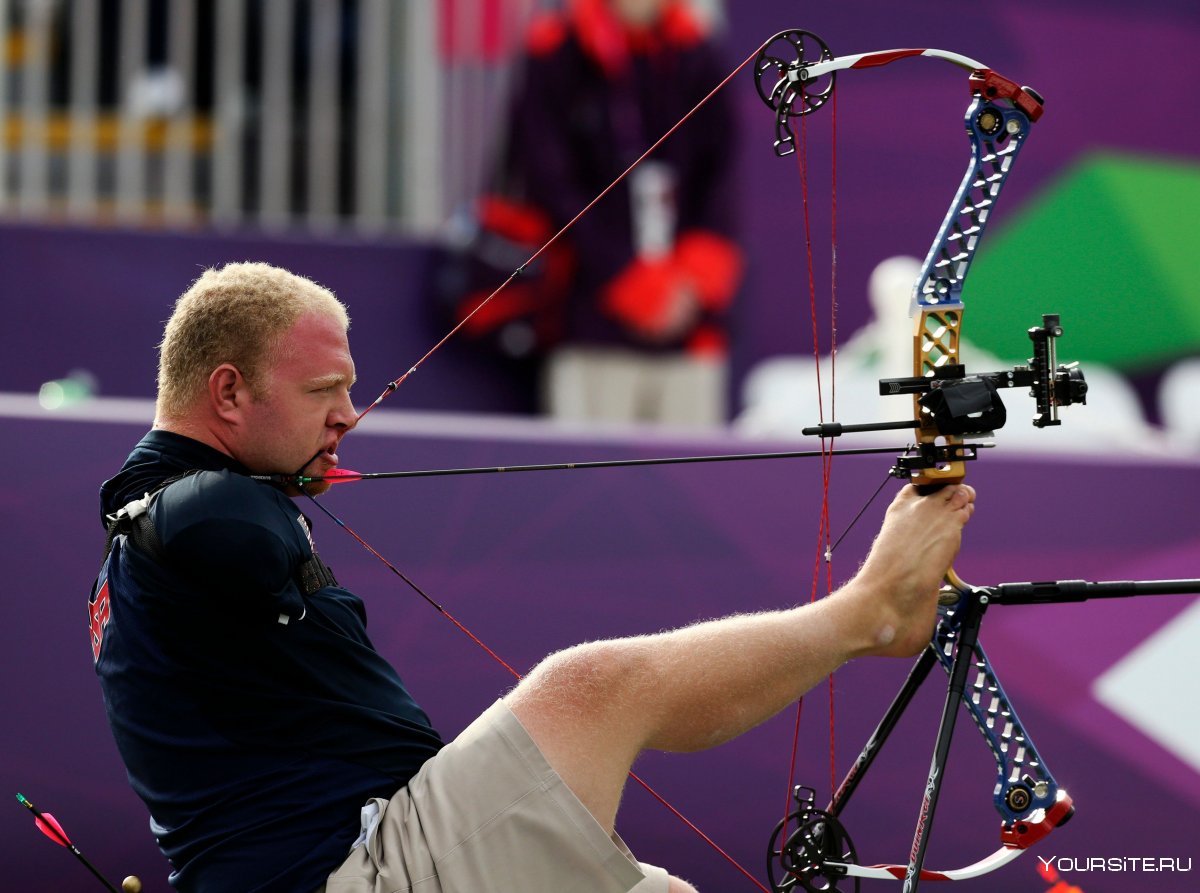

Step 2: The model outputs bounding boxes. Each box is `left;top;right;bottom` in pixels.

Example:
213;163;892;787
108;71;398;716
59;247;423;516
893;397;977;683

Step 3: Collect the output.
324;468;363;483
35;812;72;847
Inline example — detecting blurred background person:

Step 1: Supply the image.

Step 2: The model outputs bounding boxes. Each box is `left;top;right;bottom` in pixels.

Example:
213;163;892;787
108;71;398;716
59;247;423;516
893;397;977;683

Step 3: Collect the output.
445;0;744;427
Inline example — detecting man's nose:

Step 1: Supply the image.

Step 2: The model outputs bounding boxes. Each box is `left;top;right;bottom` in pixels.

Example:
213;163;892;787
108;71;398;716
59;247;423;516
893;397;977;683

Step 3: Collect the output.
330;391;357;432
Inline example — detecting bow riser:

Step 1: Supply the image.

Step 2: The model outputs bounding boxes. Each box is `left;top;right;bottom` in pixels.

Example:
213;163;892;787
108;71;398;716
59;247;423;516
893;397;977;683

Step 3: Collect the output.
910;91;1041;487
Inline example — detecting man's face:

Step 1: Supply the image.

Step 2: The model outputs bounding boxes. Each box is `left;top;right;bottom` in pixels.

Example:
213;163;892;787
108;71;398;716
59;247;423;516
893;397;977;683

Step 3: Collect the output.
235;311;357;495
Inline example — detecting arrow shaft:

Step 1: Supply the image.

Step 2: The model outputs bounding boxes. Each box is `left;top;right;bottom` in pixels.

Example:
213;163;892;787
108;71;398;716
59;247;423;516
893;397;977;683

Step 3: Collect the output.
266;445;921;485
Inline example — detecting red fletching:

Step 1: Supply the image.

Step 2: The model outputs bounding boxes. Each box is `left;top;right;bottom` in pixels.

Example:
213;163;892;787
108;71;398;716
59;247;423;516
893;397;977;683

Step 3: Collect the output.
35;812;72;847
323;468;363;484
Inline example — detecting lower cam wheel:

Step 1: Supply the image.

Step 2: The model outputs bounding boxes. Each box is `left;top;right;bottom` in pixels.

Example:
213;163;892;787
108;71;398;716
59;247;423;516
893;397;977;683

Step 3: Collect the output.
766;805;860;893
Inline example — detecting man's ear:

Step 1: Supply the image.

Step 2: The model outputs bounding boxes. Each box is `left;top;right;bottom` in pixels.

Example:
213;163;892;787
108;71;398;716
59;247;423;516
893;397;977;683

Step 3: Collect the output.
209;363;250;422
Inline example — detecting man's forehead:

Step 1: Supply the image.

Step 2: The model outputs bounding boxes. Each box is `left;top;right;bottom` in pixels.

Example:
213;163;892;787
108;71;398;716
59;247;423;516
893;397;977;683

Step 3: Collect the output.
276;312;355;375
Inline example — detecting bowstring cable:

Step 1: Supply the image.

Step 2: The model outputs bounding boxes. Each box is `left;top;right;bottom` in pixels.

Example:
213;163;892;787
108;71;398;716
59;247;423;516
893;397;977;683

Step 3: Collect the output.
825;85;840;804
780;96;817;841
780;71;840;846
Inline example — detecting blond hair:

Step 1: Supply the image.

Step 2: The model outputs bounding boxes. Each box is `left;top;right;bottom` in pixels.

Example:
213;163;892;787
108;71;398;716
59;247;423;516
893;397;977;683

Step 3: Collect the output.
156;262;349;420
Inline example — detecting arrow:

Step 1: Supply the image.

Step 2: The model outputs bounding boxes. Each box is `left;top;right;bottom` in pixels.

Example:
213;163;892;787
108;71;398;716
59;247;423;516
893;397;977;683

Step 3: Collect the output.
255;444;963;487
16;793;135;892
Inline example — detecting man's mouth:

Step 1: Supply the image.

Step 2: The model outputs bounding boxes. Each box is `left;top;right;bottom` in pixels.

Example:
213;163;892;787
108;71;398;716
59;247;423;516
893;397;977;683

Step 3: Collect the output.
294;446;339;480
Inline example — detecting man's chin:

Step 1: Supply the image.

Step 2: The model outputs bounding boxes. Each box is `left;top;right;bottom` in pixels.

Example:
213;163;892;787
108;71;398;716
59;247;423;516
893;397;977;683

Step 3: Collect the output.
291;478;332;498
269;470;332;498
291;453;338;495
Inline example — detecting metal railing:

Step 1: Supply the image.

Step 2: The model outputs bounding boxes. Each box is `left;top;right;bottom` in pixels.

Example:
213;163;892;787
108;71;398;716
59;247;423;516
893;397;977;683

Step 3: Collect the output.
0;0;548;235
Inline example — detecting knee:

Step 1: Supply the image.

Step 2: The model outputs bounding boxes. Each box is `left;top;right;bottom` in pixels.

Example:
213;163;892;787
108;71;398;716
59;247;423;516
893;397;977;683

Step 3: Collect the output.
515;638;653;713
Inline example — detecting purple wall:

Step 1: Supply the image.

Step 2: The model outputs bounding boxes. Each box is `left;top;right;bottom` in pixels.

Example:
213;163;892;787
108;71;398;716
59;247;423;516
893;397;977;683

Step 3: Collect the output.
4;403;1198;892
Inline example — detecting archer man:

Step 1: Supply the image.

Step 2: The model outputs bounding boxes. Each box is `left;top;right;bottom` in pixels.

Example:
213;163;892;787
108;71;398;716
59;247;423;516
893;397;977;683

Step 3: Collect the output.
91;262;975;892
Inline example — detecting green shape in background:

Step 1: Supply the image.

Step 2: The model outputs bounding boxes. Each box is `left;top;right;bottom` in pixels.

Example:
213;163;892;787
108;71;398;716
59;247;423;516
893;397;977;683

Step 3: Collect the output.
963;151;1200;373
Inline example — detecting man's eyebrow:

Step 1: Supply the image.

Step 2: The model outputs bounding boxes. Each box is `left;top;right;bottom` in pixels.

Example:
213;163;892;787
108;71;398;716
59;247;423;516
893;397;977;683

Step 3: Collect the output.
309;372;356;388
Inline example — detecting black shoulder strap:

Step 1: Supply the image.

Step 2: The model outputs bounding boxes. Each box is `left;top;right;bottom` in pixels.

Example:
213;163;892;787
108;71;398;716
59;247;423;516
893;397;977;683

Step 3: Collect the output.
103;471;200;563
297;551;339;595
295;513;339;594
103;471;338;596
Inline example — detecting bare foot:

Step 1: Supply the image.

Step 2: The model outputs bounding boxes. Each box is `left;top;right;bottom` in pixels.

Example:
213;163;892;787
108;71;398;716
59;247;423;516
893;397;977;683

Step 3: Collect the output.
839;484;976;658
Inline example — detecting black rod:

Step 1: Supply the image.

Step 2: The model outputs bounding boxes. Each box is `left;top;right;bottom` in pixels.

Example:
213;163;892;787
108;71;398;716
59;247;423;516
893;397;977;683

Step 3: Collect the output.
828;647;939;817
904;594;988;893
984;578;1200;605
802;420;921;438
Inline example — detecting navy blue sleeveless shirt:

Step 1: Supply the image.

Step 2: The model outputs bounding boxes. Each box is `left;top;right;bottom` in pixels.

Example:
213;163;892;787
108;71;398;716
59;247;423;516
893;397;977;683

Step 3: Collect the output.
92;430;443;892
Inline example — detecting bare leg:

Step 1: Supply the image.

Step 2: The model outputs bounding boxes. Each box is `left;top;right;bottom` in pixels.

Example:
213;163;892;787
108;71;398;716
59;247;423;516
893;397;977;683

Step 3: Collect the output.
506;483;975;834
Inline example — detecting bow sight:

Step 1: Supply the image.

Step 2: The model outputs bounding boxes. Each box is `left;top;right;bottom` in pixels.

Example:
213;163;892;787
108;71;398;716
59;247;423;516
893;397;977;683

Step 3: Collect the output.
884;314;1088;433
889;313;1088;479
803;314;1088;479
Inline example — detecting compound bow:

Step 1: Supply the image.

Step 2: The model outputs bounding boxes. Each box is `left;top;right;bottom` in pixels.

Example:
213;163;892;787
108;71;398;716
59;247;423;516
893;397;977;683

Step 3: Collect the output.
749;28;1195;893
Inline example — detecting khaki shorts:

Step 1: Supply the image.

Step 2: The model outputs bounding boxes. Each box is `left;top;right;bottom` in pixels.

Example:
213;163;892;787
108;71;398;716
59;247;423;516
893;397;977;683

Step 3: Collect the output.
323;700;670;893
